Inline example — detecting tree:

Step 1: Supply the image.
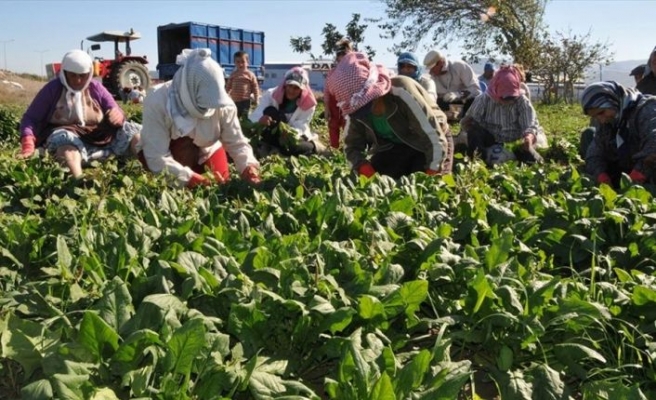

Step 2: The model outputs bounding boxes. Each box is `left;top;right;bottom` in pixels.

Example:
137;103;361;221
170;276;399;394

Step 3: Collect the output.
290;13;376;61
377;0;549;71
535;30;614;104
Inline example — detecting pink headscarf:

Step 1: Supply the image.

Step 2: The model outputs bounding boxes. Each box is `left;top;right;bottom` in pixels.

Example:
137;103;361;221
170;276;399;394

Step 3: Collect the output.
487;65;522;102
325;52;391;115
271;66;317;110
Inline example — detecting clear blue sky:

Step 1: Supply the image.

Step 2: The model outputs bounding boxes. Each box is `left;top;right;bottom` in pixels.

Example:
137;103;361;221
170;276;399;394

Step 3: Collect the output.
0;0;653;77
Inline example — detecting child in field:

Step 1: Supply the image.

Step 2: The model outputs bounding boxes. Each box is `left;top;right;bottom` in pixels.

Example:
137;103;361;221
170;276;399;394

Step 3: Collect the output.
226;51;260;119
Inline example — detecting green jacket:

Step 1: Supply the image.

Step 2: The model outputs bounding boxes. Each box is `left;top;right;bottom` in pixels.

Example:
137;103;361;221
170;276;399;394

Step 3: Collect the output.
344;75;451;172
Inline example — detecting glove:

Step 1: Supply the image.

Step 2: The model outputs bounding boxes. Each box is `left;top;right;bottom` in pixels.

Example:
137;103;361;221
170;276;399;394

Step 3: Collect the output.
18;135;36;159
596;173;611;185
358;162;376;178
241;165;261;185
425;169;440;176
629;169;646;184
187;173;211;188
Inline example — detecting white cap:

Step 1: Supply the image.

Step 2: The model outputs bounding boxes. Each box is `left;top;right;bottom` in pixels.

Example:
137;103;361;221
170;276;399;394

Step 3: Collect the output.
61;50;93;74
423;50;444;69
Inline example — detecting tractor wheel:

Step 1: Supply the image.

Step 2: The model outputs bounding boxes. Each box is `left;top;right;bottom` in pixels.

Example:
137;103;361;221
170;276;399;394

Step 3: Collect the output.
111;61;151;94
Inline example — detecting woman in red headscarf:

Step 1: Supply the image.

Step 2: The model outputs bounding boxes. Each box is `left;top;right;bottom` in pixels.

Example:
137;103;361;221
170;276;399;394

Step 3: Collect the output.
460;65;547;166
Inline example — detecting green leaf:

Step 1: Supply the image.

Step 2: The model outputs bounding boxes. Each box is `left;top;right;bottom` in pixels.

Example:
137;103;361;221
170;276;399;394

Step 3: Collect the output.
632;285;656;306
358;295;385;320
56;235;74;280
164;318;207;377
79;312;120;362
469;270;496;314
394;349;431;399
370;372;396;400
531;363;570;400
89;387;120;400
21;379;53;400
51;373;90;400
554;342;607;364
94;276;133;332
485;227;514;270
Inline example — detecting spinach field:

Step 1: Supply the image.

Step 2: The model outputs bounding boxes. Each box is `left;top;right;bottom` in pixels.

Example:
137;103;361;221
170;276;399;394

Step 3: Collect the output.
1;101;655;400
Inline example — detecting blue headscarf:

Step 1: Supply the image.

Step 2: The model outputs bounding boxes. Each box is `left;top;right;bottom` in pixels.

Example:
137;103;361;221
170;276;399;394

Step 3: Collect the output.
581;81;640;128
397;52;421;81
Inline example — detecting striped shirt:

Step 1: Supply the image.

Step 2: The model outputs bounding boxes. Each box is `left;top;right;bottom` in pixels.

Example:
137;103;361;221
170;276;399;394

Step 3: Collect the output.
226;69;260;103
465;93;541;143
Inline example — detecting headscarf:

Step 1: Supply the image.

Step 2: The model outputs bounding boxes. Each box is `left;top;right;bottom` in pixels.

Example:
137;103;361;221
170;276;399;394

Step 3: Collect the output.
397;52;422;81
168;48;233;136
59;50;94;126
325;52;391;115
271;67;317;110
580;81;640;126
487;65;522;102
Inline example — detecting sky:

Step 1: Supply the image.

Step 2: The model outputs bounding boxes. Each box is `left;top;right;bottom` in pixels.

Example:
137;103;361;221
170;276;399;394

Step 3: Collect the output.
0;0;654;78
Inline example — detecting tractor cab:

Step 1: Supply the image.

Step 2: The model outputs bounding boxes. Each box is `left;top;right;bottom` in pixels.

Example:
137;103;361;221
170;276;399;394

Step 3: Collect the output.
86;29;142;60
83;28;151;98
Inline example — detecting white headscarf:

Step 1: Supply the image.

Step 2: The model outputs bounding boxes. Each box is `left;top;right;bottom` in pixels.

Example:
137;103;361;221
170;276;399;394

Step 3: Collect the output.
168;48;233;136
58;50;94;126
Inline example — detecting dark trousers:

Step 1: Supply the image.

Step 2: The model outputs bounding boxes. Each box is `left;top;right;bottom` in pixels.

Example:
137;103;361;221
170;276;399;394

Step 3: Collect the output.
235;99;252;119
371;143;426;179
259;106;316;157
437;97;475;119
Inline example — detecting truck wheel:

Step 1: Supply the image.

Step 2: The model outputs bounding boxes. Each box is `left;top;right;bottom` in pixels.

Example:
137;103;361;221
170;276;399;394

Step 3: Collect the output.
112;61;151;93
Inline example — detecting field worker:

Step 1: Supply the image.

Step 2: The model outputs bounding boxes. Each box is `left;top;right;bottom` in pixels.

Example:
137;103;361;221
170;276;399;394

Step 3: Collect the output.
140;48;260;188
18;49;140;180
423;49;482;119
630;64;646;86
249;66;327;157
460;65;547;166
637;46;656;95
324;38;354;148
226;51;260;119
580;81;656;187
325;51;453;179
478;62;496;87
396;52;437;101
129;86;145;104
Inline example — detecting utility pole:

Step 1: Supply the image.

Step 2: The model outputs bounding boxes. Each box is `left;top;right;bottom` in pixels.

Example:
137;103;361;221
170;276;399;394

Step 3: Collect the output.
35;49;49;78
1;39;14;71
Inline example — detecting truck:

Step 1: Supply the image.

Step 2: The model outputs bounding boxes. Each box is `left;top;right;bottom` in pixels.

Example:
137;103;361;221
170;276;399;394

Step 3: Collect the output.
156;22;265;82
46;29;152;98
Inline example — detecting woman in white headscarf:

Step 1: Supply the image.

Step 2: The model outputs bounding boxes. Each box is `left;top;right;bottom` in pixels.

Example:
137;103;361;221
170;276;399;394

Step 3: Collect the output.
140;48;260;188
18;49;137;179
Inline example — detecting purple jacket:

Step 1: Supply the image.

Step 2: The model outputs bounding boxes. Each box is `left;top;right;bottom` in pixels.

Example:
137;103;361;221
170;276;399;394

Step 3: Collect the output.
19;78;119;146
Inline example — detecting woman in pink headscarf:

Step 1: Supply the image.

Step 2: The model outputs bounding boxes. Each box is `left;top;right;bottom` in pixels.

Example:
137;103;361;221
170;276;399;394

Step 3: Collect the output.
325;52;452;179
249;66;326;157
460;65;547;166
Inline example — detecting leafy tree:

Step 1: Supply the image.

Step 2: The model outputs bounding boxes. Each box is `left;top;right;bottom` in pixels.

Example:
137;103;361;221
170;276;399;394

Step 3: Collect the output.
536;30;614;104
377;0;549;70
290;13;376;60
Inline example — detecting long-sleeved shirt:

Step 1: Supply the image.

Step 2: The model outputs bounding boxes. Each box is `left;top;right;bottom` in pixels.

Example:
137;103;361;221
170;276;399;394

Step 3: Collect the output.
226;69;260;102
249;88;317;141
141;81;259;187
429;60;482;100
464;92;542;143
585;97;656;178
20;79;118;146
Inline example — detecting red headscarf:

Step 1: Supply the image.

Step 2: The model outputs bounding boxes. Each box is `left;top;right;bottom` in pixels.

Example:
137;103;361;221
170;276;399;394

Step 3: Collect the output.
325;52;391;115
487;65;522;102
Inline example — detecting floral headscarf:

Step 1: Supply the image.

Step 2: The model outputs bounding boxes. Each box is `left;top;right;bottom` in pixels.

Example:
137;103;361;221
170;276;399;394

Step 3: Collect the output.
271;67;317;110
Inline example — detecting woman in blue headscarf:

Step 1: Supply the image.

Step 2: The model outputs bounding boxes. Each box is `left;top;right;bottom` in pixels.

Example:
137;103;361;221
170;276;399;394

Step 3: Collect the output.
580;81;656;186
397;52;437;102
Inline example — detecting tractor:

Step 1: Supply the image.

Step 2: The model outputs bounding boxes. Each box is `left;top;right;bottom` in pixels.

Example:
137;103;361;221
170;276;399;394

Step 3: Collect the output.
46;29;151;98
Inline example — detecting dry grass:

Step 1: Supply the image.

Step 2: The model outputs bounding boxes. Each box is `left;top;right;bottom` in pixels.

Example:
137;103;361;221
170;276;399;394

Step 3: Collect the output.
0;70;47;109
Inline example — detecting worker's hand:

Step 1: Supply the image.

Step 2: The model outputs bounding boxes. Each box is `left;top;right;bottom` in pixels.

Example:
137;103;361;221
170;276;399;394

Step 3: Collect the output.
522;133;536;151
106;107;125;127
597;173;612;185
442;92;460;103
629;169;646;184
17;135;36;159
187;173;212;189
258;115;274;126
357;162;376;178
241;164;261;185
